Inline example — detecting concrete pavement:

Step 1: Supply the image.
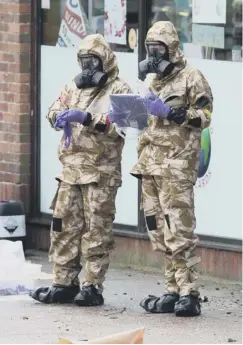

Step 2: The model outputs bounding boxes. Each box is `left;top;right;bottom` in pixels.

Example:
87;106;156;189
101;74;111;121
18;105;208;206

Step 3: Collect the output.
0;251;242;344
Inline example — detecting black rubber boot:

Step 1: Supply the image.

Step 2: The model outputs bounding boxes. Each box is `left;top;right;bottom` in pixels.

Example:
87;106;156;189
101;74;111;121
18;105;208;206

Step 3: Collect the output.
174;294;201;317
74;285;104;307
140;293;179;313
29;285;80;304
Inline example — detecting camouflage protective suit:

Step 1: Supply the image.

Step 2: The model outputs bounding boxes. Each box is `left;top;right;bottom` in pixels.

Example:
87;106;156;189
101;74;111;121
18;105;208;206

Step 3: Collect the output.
131;22;213;297
47;34;131;292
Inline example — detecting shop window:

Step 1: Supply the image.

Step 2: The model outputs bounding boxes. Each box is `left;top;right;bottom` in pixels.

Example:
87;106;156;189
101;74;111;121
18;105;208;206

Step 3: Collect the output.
41;0;138;53
147;0;242;62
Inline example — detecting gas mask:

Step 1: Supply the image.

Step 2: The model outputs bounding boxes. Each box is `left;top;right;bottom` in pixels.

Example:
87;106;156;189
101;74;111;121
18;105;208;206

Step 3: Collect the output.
74;54;108;89
139;41;174;77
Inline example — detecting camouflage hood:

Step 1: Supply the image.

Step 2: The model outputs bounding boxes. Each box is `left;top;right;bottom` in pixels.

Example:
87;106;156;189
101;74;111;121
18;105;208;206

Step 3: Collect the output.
146;21;186;70
77;33;119;85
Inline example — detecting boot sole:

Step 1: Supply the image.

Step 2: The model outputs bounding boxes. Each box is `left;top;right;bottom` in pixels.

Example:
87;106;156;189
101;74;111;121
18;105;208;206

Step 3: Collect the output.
175;308;201;317
140;305;175;313
30;292;76;304
140;296;178;313
149;310;175;314
29;292;51;304
74;299;104;307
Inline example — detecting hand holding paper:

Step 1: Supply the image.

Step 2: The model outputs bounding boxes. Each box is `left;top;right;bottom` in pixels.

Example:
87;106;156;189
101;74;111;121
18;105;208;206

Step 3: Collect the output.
141;92;171;118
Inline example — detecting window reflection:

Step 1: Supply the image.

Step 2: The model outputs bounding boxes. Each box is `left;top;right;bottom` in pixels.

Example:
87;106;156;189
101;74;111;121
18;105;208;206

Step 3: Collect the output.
148;0;242;62
41;0;242;61
41;0;138;53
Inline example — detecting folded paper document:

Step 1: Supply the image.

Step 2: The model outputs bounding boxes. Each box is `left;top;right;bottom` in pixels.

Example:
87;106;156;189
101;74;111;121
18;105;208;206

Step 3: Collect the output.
109;94;148;130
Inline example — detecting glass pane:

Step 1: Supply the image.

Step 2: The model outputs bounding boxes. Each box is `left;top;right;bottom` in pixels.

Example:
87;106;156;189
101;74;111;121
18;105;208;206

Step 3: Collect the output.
147;0;242;62
91;0;105;35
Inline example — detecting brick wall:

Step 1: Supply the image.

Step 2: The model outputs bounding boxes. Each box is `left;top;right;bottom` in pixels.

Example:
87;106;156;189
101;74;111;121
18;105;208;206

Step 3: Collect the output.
0;0;31;212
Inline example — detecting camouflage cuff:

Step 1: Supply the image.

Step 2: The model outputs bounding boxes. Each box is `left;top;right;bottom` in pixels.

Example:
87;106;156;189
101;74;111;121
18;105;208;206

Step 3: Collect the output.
167;107;187;125
186;108;210;128
82;112;92;126
187;117;202;128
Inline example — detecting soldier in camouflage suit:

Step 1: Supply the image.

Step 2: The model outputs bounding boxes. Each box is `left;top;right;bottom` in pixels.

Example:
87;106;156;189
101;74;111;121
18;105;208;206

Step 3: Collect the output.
131;22;213;316
30;34;131;306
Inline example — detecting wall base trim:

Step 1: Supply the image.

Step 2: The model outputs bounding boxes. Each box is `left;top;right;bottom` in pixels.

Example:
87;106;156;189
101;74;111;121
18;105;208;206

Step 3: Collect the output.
26;220;242;281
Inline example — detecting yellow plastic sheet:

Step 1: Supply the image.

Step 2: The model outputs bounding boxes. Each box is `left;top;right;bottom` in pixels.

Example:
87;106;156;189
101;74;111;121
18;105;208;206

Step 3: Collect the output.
57;327;145;344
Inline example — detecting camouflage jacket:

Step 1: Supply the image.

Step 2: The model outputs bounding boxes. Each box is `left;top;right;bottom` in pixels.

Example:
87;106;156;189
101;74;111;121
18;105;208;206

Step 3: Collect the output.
47;34;131;187
131;21;213;184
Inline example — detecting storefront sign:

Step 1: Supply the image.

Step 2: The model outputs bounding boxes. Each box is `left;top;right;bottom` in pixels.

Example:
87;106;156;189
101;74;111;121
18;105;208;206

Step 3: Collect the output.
41;0;50;9
128;28;137;50
56;0;90;48
192;24;225;49
192;0;226;24
104;0;127;45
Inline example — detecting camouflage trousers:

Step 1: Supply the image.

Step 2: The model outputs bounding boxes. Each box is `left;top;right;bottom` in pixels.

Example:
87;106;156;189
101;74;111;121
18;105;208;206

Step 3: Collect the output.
142;175;200;297
49;181;118;292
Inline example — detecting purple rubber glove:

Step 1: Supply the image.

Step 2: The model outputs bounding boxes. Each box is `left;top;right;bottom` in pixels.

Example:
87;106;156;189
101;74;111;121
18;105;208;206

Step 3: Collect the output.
142;92;170;118
54;109;88;149
54;116;72;149
55;109;88;126
62;121;72;148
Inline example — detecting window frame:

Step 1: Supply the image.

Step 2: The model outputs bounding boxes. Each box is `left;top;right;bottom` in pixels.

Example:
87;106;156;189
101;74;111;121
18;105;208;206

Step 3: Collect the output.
29;0;243;248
